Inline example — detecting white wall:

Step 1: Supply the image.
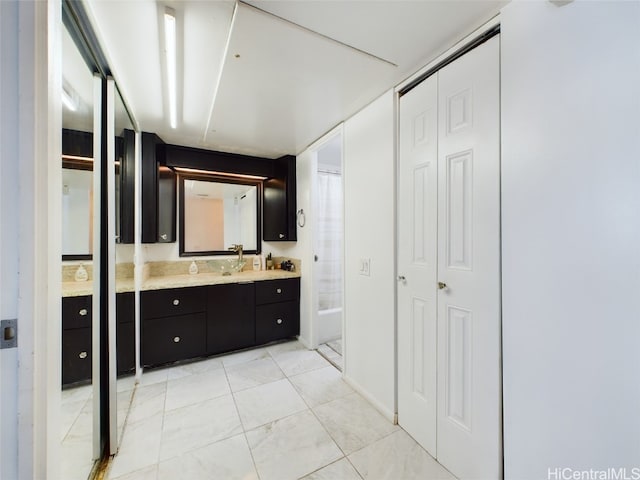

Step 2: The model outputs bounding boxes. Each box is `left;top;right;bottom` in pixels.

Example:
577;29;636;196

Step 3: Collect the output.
501;1;640;477
342;90;396;419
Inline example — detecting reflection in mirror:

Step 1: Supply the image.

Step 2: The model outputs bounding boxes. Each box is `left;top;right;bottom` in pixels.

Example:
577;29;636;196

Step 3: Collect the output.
179;176;261;256
62;164;93;257
61;15;97;480
113;87;136;449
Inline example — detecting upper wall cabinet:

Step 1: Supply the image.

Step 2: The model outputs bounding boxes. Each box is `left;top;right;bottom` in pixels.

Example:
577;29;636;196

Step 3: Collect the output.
141;132;176;243
159;144;297;245
263;155;297;242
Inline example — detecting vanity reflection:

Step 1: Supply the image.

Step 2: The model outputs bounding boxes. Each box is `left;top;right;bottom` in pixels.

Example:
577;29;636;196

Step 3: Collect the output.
179;175;262;256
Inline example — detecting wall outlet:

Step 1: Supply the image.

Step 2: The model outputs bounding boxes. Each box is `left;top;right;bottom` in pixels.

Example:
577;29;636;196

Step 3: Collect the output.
359;258;371;276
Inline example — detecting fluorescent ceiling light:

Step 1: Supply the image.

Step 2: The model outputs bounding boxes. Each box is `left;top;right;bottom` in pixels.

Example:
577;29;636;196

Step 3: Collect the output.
164;8;177;129
62;88;77;111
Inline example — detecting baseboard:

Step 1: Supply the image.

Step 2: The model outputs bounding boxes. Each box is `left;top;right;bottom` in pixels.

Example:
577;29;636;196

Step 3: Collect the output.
342;374;396;423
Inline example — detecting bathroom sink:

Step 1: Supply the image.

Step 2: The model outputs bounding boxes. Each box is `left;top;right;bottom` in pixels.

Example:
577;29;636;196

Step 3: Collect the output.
207;259;246;275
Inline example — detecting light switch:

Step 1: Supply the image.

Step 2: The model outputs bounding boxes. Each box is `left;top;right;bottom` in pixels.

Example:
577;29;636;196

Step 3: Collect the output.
359;258;371;276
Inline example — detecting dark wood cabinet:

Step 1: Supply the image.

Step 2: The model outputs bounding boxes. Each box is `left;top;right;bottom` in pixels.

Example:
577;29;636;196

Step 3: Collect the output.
118;129;136;244
263;155;297;242
62;327;92;385
116;292;135;374
141;313;207;366
139;277;300;369
255;278;300;343
141;286;207;367
207;283;255;355
142;132;176;243
62;293;136;385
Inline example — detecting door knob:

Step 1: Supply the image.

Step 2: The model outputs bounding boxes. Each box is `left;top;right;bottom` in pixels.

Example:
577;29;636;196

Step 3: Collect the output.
438;281;447;290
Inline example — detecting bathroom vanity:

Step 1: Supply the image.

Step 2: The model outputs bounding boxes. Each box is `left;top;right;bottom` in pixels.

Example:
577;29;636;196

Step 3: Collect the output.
61;270;300;385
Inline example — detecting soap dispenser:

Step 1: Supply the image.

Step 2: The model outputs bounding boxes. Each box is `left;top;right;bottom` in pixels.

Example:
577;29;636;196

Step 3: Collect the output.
74;263;88;282
189;260;198;275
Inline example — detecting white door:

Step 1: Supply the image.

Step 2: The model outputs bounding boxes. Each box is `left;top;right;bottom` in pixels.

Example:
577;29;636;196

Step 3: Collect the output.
397;35;501;479
397;73;439;456
436;35;501;479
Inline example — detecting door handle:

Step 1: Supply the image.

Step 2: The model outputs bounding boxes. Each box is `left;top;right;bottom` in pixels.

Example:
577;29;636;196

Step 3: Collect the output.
438;281;447;290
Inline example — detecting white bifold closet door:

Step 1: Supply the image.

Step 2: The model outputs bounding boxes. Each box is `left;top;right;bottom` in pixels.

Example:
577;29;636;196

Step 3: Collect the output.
397;35;501;479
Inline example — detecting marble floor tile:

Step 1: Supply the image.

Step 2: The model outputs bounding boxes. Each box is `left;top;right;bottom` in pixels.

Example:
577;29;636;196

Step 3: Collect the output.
60;397;88;440
159;394;243;461
221;346;269;367
265;339;305;356
60;432;95;480
272;348;330;377
348;430;456;480
225;357;285;392
327;339;343;355
61;384;92;404
158;434;258;480
164;368;230;411
233;378;307;430
110;464;158;480
246;410;342;480
126;382;167;425
289;366;353;407
116;375;136;393
108;414;163;479
139;368;169;386
165;356;224;380
313;393;398;455
302;457;363;480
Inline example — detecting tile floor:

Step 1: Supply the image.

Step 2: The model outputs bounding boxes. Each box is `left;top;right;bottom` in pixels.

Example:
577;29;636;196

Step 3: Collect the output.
317;338;343;371
102;340;455;480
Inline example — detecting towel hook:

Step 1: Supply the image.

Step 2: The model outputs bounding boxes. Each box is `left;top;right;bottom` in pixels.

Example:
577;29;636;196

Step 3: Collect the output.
297;209;306;228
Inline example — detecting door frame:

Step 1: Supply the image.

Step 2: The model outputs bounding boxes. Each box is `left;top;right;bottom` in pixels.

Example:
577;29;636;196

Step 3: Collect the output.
303;125;345;352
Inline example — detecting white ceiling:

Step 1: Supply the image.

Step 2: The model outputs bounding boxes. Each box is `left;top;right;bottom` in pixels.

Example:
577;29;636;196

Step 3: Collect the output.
84;0;506;158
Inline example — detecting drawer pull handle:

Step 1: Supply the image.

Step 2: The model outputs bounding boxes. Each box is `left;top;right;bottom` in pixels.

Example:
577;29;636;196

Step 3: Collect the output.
279;233;285;239
79;308;88;316
276;318;283;325
173;336;181;343
79;351;88;359
173;299;180;306
276;288;282;294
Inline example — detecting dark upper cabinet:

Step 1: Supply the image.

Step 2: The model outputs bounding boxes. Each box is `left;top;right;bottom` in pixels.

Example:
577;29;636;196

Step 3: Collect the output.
141;132;176;243
118;129;135;244
263;155;297;242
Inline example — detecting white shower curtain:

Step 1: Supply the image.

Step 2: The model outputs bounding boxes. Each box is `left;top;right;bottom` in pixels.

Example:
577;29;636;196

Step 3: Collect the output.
316;171;343;311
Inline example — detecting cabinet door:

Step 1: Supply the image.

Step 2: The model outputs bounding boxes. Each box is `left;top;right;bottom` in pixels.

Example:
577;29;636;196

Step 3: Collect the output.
263;155;297;241
142;132;176;243
256;301;299;344
141;286;206;319
62;328;92;385
255;278;299;305
141;313;206;367
116;322;135;374
207;283;255;355
62;295;92;330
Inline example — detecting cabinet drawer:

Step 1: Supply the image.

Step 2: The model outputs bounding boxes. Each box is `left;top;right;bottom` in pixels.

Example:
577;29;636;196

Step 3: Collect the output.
62;295;92;330
116;292;135;324
141;286;206;319
62;327;92;385
255;278;299;305
256;301;299;344
117;322;135;374
141;313;206;367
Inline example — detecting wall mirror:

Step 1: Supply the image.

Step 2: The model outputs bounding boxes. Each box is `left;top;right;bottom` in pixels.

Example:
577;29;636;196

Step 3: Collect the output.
179;175;262;256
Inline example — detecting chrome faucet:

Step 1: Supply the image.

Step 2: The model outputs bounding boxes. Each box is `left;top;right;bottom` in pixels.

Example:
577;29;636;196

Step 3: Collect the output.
229;244;243;263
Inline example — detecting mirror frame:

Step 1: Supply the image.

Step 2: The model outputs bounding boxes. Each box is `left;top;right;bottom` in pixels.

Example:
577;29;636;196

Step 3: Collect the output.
178;173;263;257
